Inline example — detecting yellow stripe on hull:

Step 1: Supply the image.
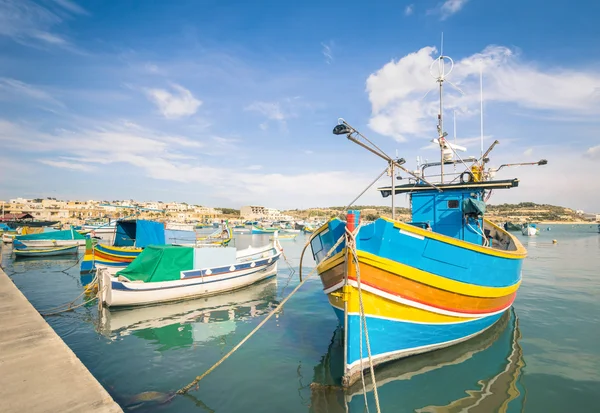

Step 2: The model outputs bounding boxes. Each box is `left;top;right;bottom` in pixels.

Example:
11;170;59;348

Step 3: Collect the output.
327;287;475;324
317;249;520;298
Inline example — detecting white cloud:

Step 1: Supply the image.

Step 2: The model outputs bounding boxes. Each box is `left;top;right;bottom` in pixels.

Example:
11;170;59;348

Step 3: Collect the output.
38;159;94;171
428;0;469;20
321;41;334;64
585;145;600;160
366;45;600;142
246;165;263;171
404;4;414;16
144;83;202;119
523;148;533;156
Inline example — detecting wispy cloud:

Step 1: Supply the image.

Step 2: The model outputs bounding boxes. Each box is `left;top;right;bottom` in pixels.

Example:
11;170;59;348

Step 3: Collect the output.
38;159;94;171
144;83;202;119
404;4;414;16
0;78;64;107
0;0;84;48
428;0;469;20
52;0;89;16
321;41;334;64
0;119;370;207
366;45;600;142
245;101;285;120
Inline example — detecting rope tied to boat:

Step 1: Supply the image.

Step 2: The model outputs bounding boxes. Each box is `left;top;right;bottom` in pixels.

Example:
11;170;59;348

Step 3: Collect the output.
175;231;348;396
346;226;382;413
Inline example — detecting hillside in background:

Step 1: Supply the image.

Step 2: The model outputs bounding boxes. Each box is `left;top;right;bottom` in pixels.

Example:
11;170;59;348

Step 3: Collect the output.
284;202;595;223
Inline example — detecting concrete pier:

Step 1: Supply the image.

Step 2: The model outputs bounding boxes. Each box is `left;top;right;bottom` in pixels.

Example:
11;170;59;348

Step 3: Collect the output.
0;266;122;412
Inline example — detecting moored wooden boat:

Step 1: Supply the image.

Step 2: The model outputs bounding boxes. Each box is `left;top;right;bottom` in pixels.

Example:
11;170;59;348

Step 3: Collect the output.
16;227;87;247
307;50;546;387
81;220;165;274
251;225;278;234
99;239;283;307
270;233;298;241
521;223;538;236
14;245;79;258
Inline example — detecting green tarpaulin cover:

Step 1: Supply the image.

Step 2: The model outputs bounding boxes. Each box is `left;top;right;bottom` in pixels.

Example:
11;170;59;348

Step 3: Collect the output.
16;228;86;241
116;244;193;283
462;198;486;216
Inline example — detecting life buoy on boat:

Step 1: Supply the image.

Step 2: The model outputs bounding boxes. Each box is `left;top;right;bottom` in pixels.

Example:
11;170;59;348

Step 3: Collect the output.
460;171;474;184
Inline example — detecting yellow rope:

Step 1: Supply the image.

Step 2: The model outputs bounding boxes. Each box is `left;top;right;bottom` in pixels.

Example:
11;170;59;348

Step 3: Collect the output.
176;231;347;396
346;227;382;413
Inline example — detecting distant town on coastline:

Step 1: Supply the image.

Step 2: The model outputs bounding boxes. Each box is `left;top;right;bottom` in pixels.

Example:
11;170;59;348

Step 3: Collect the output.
1;198;598;225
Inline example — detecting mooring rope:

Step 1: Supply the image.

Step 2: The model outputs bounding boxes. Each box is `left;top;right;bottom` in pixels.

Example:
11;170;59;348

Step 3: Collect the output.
38;273;99;316
175;232;347;396
346;227;382;413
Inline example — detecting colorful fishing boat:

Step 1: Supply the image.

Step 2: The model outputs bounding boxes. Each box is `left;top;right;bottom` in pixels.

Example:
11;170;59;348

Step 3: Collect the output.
98;238;282;307
251;225;278;234
303;225;315;234
15;227;87;247
14;244;79;258
81;220;166;274
307;51;546;387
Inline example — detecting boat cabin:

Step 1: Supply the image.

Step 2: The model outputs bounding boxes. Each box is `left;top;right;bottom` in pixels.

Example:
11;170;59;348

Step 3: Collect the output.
378;179;519;246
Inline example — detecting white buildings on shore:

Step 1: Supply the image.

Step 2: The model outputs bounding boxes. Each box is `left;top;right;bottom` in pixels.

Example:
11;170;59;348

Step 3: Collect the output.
240;205;293;221
1;198;225;223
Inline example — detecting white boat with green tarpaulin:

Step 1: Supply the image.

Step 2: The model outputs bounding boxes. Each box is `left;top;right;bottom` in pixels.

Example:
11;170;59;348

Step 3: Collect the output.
15;227;88;247
99;239;283;307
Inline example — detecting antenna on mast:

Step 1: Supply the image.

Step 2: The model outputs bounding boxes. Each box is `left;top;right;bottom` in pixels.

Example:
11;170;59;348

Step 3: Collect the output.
480;62;484;160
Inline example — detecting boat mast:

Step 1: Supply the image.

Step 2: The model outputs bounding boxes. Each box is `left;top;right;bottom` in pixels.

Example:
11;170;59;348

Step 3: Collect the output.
430;35;453;184
391;161;395;220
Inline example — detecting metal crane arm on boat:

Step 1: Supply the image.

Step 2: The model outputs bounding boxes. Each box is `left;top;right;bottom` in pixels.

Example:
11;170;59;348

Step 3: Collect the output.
490;159;548;173
333;120;443;192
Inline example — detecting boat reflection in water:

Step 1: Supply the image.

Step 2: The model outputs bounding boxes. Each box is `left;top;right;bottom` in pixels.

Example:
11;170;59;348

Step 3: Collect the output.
309;309;525;413
97;277;278;348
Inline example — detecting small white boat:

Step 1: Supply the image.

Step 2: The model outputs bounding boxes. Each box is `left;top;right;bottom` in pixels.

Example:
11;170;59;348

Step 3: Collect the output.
97;277;278;338
165;222;196;232
281;229;301;234
16;228;88;247
14;245;79;258
521;223;538;236
99;239;283;307
2;233;15;243
82;221;117;235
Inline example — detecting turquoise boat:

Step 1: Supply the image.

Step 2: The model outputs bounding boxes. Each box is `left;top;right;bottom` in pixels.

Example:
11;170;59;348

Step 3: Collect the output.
251;225;278;234
15;227;87;248
14;245;79;258
307;50;547;387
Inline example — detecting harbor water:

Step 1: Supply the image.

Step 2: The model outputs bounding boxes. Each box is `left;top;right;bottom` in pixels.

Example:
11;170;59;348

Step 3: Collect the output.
1;225;599;412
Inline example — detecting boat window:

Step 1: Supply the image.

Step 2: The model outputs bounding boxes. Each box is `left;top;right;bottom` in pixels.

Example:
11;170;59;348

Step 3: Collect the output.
311;235;323;260
447;200;459;208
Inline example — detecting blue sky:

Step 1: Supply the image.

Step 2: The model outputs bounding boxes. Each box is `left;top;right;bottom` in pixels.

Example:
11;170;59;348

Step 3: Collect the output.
0;0;599;211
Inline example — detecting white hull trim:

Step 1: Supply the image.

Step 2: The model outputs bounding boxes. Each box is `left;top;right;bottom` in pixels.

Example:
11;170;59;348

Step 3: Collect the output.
100;262;278;307
19;239;86;247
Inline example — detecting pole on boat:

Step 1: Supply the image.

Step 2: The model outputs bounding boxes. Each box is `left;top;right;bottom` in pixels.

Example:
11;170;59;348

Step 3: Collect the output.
390;161;395;220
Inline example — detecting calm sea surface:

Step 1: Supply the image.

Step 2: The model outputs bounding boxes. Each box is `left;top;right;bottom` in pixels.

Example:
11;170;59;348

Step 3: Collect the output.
1;224;599;412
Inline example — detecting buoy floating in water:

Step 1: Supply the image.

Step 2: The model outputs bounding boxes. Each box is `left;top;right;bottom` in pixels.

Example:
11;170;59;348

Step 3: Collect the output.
552;239;558;244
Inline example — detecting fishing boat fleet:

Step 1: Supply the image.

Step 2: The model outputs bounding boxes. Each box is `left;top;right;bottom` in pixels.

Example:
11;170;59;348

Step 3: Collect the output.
0;44;555;399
